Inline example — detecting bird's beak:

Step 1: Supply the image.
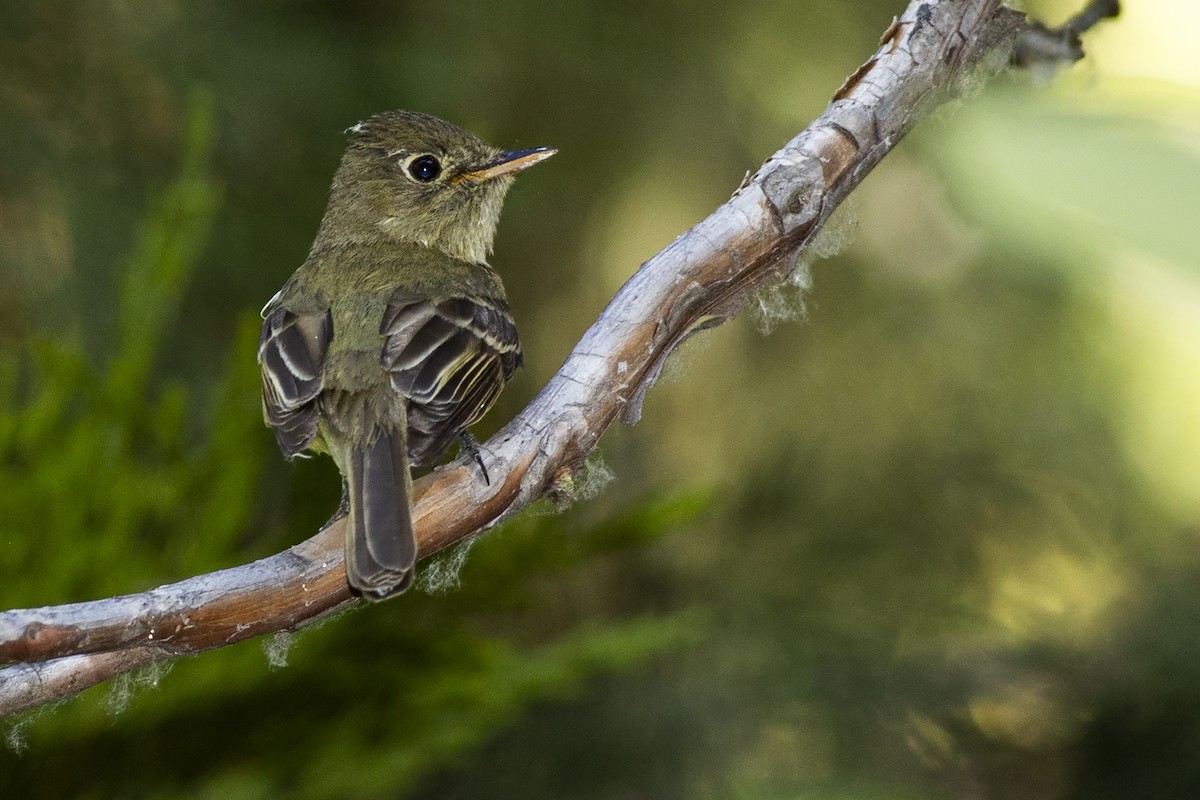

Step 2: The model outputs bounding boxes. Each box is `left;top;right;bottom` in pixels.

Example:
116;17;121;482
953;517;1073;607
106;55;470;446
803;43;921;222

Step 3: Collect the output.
455;146;557;184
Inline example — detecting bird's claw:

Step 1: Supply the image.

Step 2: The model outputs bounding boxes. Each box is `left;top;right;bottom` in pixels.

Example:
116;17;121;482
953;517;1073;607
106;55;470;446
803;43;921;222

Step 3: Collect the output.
459;432;491;486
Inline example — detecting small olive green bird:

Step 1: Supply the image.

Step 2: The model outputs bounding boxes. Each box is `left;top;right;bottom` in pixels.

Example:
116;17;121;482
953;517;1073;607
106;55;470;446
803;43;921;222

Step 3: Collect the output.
258;110;554;600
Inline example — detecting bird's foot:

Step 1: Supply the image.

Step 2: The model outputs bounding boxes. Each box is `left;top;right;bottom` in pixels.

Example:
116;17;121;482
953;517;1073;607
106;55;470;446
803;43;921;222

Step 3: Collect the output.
320;483;351;532
459;432;491;486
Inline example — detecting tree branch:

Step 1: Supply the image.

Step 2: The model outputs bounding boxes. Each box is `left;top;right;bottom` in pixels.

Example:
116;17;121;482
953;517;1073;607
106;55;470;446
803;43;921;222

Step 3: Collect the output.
0;0;1035;717
1012;0;1119;68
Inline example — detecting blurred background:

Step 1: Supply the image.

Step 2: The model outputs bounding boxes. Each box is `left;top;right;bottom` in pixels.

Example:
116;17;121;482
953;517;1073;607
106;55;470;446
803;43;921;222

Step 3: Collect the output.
2;0;1199;797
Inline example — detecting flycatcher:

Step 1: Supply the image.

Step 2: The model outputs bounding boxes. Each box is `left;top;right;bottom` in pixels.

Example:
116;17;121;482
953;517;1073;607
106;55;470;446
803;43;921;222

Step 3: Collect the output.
258;110;554;600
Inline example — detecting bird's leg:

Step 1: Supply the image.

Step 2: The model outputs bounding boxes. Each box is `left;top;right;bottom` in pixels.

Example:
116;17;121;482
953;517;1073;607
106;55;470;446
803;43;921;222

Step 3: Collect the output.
459;432;491;486
321;482;351;532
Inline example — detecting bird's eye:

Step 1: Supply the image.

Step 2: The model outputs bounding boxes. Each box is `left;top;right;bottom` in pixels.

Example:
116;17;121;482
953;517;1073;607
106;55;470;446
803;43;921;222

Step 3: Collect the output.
407;155;442;182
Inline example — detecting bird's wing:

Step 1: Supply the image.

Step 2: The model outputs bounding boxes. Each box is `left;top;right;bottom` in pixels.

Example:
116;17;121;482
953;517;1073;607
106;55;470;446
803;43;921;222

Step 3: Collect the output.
380;294;521;466
258;306;333;457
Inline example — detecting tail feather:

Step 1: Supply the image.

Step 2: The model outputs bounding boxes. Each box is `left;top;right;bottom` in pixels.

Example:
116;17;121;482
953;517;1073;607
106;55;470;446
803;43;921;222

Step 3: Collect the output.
345;428;416;599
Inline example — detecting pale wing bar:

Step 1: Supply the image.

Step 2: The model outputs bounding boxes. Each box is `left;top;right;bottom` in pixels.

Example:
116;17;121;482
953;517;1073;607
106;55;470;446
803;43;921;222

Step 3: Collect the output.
381;296;520;466
258;307;333;457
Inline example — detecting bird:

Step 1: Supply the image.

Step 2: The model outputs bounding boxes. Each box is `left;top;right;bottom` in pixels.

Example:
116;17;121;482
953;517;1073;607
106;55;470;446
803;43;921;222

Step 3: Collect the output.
257;110;554;600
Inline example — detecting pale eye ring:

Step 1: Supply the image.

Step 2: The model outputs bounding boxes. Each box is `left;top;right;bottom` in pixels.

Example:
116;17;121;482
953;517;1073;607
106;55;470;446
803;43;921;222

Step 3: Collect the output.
407;154;442;182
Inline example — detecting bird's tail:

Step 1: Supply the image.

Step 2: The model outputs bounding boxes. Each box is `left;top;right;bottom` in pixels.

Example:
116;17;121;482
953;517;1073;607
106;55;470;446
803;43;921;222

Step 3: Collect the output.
344;427;417;600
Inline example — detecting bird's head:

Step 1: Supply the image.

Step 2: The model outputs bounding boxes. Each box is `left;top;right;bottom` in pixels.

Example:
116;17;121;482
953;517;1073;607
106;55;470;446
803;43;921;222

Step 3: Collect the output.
320;110;555;264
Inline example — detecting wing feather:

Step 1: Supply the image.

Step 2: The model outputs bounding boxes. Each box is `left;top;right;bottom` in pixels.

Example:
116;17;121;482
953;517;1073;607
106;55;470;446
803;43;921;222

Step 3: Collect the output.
258;307;332;457
381;294;520;466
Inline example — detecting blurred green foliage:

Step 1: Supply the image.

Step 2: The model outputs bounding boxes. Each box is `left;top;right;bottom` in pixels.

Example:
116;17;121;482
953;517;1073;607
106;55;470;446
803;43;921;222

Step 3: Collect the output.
0;91;265;604
3;1;1200;799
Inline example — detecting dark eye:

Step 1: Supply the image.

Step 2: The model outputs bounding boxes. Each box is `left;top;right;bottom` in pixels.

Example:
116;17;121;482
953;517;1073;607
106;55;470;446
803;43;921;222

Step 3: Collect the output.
408;155;442;182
